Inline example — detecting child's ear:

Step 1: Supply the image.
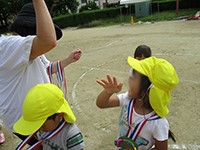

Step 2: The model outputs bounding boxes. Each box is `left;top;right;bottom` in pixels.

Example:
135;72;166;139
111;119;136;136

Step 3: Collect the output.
56;113;64;121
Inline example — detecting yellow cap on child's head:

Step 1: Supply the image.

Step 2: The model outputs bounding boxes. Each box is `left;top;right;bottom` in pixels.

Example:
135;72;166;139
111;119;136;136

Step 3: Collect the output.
14;84;76;135
128;56;179;117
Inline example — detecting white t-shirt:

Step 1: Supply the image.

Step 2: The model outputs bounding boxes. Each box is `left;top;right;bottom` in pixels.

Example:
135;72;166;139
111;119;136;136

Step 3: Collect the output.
0;35;50;132
117;92;169;150
36;123;84;150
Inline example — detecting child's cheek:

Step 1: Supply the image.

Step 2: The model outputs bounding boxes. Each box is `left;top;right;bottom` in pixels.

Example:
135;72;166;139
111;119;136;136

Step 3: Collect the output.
128;85;139;99
128;86;133;97
128;88;134;98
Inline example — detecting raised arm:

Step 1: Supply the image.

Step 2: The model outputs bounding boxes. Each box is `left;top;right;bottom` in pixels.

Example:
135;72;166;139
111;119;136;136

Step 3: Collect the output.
49;50;82;74
96;75;123;108
30;0;57;60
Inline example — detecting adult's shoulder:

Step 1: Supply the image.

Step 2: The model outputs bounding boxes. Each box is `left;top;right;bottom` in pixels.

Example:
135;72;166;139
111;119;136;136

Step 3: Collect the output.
1;35;24;41
0;35;35;69
1;35;35;42
0;35;35;48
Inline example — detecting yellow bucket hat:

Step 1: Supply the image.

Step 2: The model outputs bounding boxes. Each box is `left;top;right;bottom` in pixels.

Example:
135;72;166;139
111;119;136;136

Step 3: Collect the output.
128;56;179;117
14;84;76;135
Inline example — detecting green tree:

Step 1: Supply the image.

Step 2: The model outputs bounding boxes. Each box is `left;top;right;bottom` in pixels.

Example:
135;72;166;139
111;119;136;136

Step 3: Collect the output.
0;0;27;30
79;1;99;13
0;0;79;31
45;0;79;16
0;0;11;27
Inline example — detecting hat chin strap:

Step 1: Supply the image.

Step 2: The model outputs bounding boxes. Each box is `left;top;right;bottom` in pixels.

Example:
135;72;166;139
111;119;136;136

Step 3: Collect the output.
137;84;153;101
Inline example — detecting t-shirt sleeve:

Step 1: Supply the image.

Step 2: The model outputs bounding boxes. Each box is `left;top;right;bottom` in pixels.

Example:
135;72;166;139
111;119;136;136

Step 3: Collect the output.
65;124;84;150
117;92;130;107
1;35;35;70
152;118;169;141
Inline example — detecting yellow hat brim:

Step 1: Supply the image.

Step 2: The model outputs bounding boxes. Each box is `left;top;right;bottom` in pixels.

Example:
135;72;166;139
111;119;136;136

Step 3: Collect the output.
127;56;146;76
14;117;45;136
58;100;76;124
14;100;76;136
149;86;171;118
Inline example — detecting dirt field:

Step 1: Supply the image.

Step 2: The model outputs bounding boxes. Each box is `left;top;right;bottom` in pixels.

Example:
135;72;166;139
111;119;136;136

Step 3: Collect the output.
1;20;200;150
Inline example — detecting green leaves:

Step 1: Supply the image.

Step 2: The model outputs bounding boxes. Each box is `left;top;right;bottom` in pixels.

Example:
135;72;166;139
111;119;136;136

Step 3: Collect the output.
0;0;79;31
45;0;79;16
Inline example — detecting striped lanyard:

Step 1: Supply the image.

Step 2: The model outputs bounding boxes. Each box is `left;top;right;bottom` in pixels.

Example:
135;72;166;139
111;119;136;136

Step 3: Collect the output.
16;120;66;150
126;99;160;141
48;61;67;99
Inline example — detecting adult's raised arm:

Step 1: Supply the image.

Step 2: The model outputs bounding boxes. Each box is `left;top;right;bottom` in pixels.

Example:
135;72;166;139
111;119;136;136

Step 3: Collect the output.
30;0;57;60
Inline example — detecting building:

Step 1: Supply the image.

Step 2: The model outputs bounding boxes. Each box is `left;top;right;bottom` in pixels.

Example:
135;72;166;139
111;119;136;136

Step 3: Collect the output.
77;0;119;9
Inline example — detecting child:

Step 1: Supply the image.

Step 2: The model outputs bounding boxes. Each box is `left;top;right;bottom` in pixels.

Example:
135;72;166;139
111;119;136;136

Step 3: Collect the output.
14;84;84;150
0;1;81;145
134;45;152;60
130;45;152;74
96;56;179;150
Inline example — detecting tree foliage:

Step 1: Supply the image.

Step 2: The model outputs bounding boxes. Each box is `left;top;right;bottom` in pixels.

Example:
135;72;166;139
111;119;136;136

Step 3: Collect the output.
0;0;79;30
79;1;99;13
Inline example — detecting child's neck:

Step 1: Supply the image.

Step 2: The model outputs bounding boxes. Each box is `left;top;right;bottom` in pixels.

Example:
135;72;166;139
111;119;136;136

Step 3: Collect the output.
134;100;153;116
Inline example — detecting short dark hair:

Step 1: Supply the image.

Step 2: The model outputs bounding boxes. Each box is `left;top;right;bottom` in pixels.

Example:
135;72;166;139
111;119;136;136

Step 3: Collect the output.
134;45;152;58
47;114;58;120
132;69;152;110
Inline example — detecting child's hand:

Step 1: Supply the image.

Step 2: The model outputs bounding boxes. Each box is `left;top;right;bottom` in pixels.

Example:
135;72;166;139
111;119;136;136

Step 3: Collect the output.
68;49;82;63
96;75;123;94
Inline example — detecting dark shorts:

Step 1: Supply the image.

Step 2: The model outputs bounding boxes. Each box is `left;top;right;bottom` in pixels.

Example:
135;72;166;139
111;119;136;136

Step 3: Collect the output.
14;133;38;146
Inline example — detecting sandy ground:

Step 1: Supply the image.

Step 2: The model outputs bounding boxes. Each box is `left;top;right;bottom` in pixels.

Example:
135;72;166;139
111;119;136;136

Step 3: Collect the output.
1;20;200;150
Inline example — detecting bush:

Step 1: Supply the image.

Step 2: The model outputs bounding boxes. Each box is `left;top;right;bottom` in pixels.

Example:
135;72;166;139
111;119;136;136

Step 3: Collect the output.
54;7;121;28
54;0;200;28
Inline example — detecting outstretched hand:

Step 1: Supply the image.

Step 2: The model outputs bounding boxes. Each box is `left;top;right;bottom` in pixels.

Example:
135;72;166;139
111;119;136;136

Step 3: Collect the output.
96;75;123;94
68;49;82;63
